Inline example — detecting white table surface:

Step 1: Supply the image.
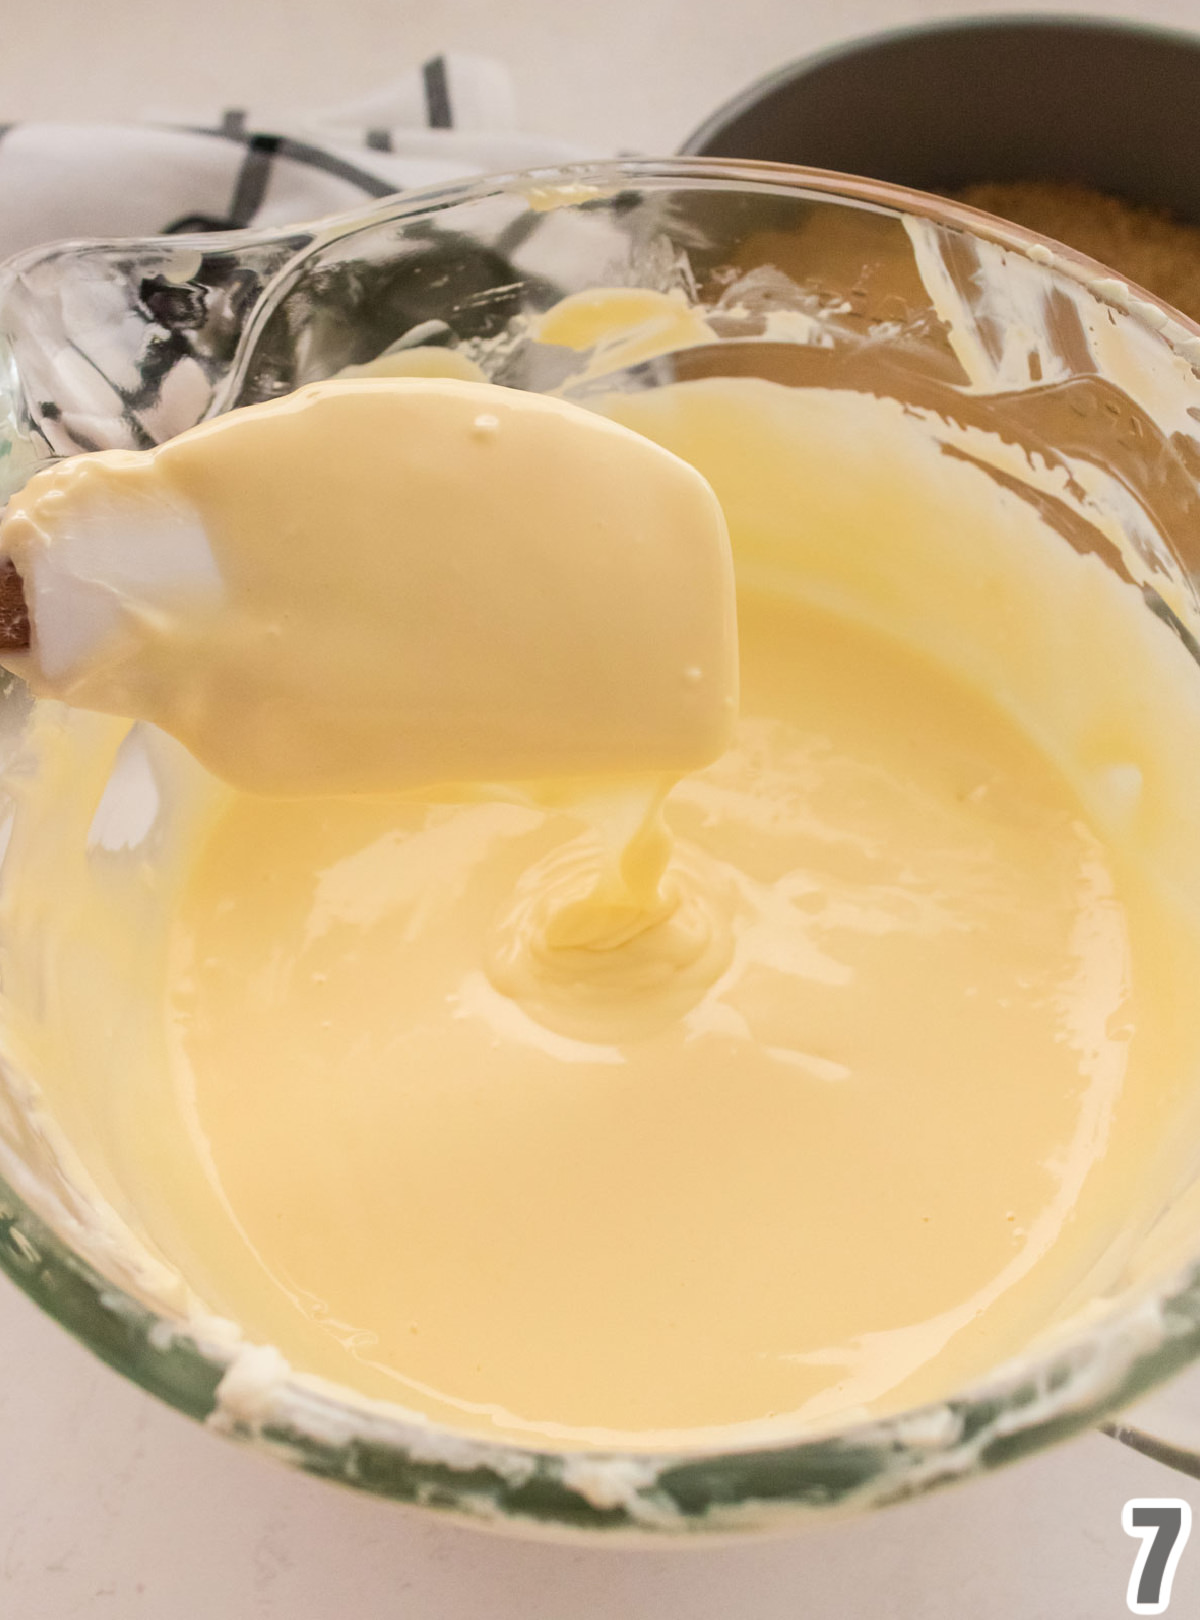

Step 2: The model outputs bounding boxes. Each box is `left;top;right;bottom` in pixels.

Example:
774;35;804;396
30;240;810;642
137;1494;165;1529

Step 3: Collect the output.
6;0;1200;1613
2;0;1198;158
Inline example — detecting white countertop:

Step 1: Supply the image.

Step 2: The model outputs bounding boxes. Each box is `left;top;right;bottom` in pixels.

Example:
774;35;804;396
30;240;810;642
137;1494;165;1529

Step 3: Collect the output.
5;0;1200;1612
4;0;1200;157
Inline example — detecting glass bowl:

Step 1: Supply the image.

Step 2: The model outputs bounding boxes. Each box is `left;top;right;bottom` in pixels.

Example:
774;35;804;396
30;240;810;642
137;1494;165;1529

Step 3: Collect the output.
4;157;1200;1537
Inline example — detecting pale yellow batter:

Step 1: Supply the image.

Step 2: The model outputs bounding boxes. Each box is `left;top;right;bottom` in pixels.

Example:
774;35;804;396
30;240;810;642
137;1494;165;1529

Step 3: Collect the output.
3;366;1200;1452
154;589;1187;1444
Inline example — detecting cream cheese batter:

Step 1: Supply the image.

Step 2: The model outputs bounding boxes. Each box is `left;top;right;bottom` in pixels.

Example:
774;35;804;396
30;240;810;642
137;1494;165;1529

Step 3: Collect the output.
3;365;1200;1452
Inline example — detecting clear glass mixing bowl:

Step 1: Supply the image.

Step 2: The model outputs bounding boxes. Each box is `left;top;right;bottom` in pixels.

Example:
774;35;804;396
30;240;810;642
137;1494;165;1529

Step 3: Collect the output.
3;157;1200;1536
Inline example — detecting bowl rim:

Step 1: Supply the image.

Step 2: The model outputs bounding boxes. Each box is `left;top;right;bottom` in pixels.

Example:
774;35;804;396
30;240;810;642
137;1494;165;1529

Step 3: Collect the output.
6;153;1200;1537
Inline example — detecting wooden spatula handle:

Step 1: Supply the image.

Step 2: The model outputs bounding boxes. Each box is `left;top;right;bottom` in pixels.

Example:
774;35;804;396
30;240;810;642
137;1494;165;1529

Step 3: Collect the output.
0;561;29;651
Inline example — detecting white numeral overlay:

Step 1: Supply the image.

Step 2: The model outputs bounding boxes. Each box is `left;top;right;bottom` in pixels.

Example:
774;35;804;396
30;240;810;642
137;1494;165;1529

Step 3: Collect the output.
1124;1498;1192;1614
